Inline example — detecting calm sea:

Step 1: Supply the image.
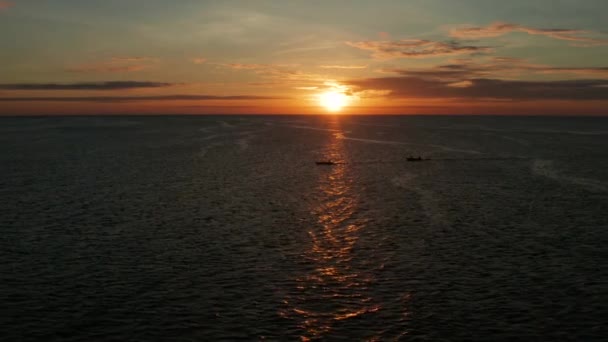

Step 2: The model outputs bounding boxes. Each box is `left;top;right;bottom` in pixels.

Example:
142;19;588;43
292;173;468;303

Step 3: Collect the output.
1;115;607;341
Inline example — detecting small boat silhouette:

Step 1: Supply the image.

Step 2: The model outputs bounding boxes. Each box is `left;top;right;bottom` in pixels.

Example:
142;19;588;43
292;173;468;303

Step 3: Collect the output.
406;156;429;162
315;160;337;165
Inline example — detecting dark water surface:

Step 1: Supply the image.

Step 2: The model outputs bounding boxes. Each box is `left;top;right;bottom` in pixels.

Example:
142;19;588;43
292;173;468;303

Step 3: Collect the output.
1;116;607;341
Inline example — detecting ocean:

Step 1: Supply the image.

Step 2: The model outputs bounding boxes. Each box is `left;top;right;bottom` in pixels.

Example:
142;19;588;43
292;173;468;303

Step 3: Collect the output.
1;115;607;341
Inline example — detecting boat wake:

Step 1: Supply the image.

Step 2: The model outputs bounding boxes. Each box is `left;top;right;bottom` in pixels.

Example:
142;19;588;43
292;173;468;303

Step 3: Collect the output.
281;124;342;133
532;159;607;193
336;135;412;146
391;174;450;227
336;134;483;155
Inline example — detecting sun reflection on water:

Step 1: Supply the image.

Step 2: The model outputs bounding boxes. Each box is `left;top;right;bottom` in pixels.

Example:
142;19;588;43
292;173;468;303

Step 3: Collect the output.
280;120;387;340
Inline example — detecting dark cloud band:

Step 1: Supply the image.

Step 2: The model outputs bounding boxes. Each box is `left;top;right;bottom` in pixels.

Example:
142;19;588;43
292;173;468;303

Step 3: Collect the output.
0;95;284;102
346;39;491;59
347;77;608;101
0;81;173;90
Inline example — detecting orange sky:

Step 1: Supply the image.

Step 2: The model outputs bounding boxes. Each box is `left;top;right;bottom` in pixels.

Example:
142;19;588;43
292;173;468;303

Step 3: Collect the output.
1;1;608;115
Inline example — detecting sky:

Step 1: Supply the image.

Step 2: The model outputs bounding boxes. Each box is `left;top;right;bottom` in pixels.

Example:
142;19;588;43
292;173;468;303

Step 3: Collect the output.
1;0;608;115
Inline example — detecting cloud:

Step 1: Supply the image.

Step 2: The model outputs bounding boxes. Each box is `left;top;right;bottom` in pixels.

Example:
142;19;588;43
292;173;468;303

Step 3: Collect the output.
0;95;283;103
217;63;325;84
0;81;174;91
67;65;148;73
537;66;608;77
383;57;608;80
346;76;608;101
67;57;158;73
450;22;608;46
111;57;151;62
378;32;391;40
192;58;207;65
320;65;368;69
346;39;491;59
220;63;268;70
0;1;12;10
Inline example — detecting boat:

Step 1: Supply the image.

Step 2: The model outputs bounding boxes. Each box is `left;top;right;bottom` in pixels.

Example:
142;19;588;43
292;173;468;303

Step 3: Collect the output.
315;161;337;165
406;156;429;162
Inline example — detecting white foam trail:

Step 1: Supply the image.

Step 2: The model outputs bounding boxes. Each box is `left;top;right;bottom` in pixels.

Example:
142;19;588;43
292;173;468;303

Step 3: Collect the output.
532;159;607;193
567;177;608;192
218;120;236;128
335;133;483;154
349;122;399;128
533;129;608;136
201;134;222;141
391;174;449;226
531;159;559;179
200;127;264;154
199;142;224;157
281;124;341;132
235;130;259;151
236;138;250;151
391;174;417;187
443;125;608;136
480;131;530;146
428;144;482;155
497;135;529;146
338;136;412;145
283;120;309;125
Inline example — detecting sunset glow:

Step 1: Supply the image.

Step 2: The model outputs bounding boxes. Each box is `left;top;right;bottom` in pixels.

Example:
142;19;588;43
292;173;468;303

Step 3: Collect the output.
319;91;349;112
2;2;608;341
0;1;607;115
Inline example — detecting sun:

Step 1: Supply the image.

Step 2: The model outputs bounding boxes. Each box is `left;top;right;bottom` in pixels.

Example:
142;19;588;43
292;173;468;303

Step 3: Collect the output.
319;91;349;112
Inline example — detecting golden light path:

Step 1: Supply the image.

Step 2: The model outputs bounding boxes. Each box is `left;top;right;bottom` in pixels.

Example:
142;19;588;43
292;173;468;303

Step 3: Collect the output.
278;118;410;340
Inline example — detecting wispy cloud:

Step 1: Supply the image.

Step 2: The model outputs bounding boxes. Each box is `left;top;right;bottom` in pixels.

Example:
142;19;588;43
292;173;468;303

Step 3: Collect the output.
192;58;207;65
347;76;608;101
110;57;151;62
0;81;174;91
68;65;148;73
219;63;269;70
450;22;608;46
218;63;325;83
67;57;158;73
383;57;608;80
0;95;283;103
0;1;12;11
346;39;491;59
319;65;368;69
